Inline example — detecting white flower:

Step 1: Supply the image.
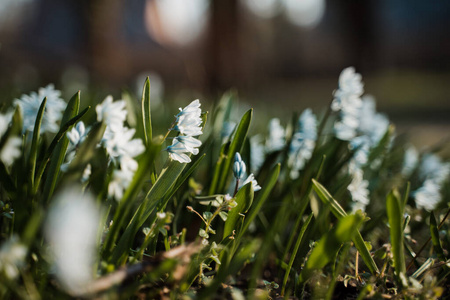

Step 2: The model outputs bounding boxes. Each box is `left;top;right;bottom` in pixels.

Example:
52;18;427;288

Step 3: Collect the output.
175;135;202;155
174;114;203;136
401;145;419;177
250;135;265;173
0;112;13;137
0;236;27;280
241;173;261;191
81;164;92;184
332;67;364;141
102;126;145;161
177;99;201;117
66;121;87;151
414;180;442;211
289;109;317;179
1;137;22;167
108;169;134;200
165;139;192;163
348;168;370;212
266;118;285;152
233;152;246;179
359;95;389;144
44;187;101;295
95;96;127;132
419;154;450;184
349;136;371;169
14;84;66;133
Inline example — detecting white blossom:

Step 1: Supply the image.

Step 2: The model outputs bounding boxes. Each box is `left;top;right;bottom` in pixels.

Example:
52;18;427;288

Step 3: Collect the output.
1;137;22;167
175;135;202;155
241;173;261;192
332;67;364;141
95;96;127;132
174;114;203;136
81;164;92;184
289;109;317;179
359;96;389;144
401;145;419;177
414;180;442;211
108;169;134;200
0;112;13;137
14;84;66;133
348;168;370;212
102;126;145;161
0;236;27;280
165;139;192;163
44;187;101;295
250;135;265;173
176;99;201;117
266;118;285;152
66;121;87;151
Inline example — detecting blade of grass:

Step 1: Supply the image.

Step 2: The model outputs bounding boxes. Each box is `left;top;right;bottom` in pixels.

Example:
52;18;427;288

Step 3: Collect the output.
42;91;81;201
312;179;379;275
386;189;406;287
430;212;446;262
281;213;313;295
29;97;46;194
223;182;254;239
141;77;152;145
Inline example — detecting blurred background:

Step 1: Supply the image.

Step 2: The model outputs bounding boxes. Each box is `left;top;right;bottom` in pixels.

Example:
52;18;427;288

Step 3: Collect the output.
0;0;449;146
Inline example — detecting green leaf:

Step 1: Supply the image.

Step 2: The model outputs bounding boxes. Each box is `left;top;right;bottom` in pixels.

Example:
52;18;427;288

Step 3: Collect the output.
281;213;313;295
386;189;406;285
298;213;364;283
430;212;446;262
223;182;254;239
141;77;152;145
312;179;379;275
29;97;46;192
214;109;252;194
42;91;81;201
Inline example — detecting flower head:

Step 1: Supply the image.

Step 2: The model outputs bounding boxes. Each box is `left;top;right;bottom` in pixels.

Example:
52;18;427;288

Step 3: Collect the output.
44;187;101;295
1;137;22;167
414;179;441;211
0;236;27;280
95;96;127;132
66;121;87;151
102;126;145;161
165;139;193;163
241;173;261;192
233;152;246;179
174;114;203;136
347;168;370;212
176;99;201;117
266;118;285;152
14;84;66;133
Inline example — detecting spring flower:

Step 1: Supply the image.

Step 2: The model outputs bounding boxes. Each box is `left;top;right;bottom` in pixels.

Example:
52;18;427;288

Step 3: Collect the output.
266;118;285;152
347;168;370;212
174;114;203;136
102;126;145;161
66;121;87;151
289;109;317;179
0;236;27;280
359;96;389;144
0;112;13;137
401;145;419;177
44;187;100;295
108;169;134;200
1;137;22;167
241;173;261;192
250;135;265;173
175;135;202;155
419;154;450;184
414;180;442;211
233;152;246;179
349;136;371;169
166;139;193;163
332;67;364;141
81;164;92;184
95;96;127;132
176;99;201;117
14;84;66;133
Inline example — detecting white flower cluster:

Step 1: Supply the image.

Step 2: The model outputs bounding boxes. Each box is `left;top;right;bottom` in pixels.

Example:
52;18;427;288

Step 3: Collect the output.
44;187;100;295
331;67;364;141
288;109;318;179
332;68;391;212
233;152;261;192
96;96;145;200
14;84;66;134
414;154;450;211
265;118;285;152
165;100;203;163
0;112;21;167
